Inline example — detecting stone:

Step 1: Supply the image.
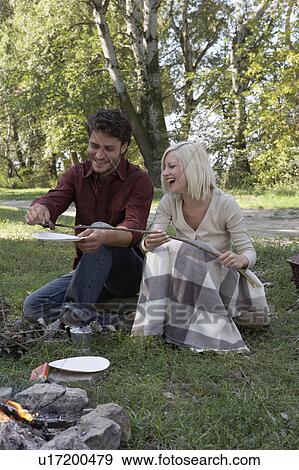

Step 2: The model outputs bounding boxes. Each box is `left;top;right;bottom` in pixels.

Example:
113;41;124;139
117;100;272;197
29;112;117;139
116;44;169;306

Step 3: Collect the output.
79;415;121;450
91;403;132;442
48;369;106;384
0;421;45;450
81;408;94;415
14;383;88;416
0;387;13;400
40;426;90;450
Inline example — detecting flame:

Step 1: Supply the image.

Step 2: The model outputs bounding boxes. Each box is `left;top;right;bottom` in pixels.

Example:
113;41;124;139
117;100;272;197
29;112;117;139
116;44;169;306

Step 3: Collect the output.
5;400;34;422
0;410;10;422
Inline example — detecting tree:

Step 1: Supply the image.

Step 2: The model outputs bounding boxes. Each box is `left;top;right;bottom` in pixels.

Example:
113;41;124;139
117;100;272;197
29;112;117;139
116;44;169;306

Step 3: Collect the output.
166;0;231;137
190;0;296;188
0;0;113;186
226;0;274;184
0;0;297;189
89;0;169;186
247;0;299;186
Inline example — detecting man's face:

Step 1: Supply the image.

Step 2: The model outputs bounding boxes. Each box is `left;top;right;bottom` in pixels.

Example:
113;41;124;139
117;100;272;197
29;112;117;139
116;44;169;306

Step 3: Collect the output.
88;129;128;175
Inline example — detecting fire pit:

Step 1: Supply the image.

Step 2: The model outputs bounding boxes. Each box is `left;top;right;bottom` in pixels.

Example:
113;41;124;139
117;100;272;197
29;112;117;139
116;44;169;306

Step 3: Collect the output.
0;399;49;449
0;383;131;450
0;400;77;429
0;400;34;425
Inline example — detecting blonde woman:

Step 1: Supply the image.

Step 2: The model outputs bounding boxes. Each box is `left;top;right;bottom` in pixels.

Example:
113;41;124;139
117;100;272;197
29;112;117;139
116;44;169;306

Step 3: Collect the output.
131;141;270;353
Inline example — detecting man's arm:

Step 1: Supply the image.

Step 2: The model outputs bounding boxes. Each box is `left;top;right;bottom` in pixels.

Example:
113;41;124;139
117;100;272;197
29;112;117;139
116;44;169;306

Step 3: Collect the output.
77;170;154;253
117;170;154;245
76;226;133;253
25;203;52;226
25;167;76;226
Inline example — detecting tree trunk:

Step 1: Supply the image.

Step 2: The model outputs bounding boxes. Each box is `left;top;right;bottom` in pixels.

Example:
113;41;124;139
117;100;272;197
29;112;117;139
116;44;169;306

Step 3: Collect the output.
90;0;168;186
11;119;26;168
169;0;226;137
7;159;13;178
70;151;80;165
0;154;23;181
48;154;58;178
229;46;251;176
142;0;169;164
285;0;299;128
228;1;272;183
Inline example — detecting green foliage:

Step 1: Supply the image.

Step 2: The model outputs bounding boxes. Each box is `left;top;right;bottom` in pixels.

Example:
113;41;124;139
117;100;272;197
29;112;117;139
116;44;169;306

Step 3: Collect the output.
0;0;115;187
0;0;297;189
195;0;298;189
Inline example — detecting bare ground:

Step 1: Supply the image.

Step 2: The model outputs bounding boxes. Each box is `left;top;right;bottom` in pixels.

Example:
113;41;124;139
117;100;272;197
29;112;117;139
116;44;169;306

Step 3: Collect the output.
242;208;299;238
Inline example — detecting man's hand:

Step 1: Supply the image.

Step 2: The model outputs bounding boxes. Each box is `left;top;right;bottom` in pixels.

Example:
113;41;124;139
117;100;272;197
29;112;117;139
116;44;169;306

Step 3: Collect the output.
75;228;109;253
143;230;170;251
218;251;249;269
25;203;51;225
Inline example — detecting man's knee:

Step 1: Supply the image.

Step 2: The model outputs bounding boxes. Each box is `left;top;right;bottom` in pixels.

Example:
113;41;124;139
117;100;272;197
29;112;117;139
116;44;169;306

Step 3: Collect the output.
91;221;112;229
24;293;62;324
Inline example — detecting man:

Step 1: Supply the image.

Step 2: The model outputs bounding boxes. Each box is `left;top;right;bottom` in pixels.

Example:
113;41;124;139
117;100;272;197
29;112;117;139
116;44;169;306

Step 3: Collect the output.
24;109;154;325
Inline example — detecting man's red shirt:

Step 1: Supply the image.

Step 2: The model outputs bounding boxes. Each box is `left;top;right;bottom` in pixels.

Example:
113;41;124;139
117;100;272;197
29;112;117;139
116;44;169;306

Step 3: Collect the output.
32;157;154;267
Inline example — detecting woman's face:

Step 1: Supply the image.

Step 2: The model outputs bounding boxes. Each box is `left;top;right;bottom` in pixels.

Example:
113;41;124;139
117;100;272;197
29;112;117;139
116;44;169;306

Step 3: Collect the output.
162;152;187;194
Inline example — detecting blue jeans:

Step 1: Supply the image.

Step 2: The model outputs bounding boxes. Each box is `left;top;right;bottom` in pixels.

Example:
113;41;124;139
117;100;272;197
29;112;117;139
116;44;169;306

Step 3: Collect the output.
23;232;143;324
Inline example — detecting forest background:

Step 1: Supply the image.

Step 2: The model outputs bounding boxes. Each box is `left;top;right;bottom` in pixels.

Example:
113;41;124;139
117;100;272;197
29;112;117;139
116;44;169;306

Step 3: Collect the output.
0;0;298;190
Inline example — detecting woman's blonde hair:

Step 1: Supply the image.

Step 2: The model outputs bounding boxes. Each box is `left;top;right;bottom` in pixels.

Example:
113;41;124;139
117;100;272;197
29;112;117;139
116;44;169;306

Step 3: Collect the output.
161;141;216;201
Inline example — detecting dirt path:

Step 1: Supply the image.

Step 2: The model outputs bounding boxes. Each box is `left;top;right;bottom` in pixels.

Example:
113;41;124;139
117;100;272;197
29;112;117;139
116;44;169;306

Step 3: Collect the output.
1;200;299;238
242;208;299;238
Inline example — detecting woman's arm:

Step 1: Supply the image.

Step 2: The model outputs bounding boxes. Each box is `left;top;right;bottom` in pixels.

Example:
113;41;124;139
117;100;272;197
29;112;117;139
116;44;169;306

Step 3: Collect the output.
141;194;173;252
220;196;256;269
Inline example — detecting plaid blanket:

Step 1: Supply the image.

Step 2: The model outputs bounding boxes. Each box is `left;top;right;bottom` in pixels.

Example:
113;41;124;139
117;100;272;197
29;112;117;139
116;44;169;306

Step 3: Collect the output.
131;239;270;352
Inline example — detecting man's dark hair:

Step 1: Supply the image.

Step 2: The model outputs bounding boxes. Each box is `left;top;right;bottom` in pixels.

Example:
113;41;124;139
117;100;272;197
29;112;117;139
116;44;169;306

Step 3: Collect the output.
86;109;132;146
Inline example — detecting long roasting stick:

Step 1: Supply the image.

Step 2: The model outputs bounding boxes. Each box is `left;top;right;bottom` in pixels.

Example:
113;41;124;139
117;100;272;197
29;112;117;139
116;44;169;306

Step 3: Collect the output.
40;222;257;287
41;222;159;235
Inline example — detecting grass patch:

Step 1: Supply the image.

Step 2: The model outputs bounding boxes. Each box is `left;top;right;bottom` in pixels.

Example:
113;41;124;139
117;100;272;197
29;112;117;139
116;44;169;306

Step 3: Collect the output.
230;188;299;209
0;187;50;200
1;207;299;449
0;207;75;313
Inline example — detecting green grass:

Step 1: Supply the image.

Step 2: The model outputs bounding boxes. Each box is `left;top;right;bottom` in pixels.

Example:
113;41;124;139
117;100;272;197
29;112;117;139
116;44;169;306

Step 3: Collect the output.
230;187;299;210
0;207;75;312
1;207;299;449
0;187;50;200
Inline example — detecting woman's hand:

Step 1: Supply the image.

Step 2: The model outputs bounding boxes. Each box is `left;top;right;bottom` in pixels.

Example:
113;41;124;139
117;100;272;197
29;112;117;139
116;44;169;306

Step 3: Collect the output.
144;230;170;251
218;251;249;269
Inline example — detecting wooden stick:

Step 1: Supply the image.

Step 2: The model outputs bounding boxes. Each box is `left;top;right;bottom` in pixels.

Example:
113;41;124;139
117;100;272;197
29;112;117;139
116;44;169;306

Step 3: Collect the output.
40;223;257;287
41;222;158;235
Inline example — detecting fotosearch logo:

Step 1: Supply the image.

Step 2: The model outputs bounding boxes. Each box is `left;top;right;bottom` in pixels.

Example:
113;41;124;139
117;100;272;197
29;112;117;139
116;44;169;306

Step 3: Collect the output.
132;303;269;328
120;452;261;467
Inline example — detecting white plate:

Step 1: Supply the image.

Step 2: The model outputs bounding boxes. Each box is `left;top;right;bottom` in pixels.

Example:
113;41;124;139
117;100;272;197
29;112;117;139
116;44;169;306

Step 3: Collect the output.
32;232;86;242
49;356;110;373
